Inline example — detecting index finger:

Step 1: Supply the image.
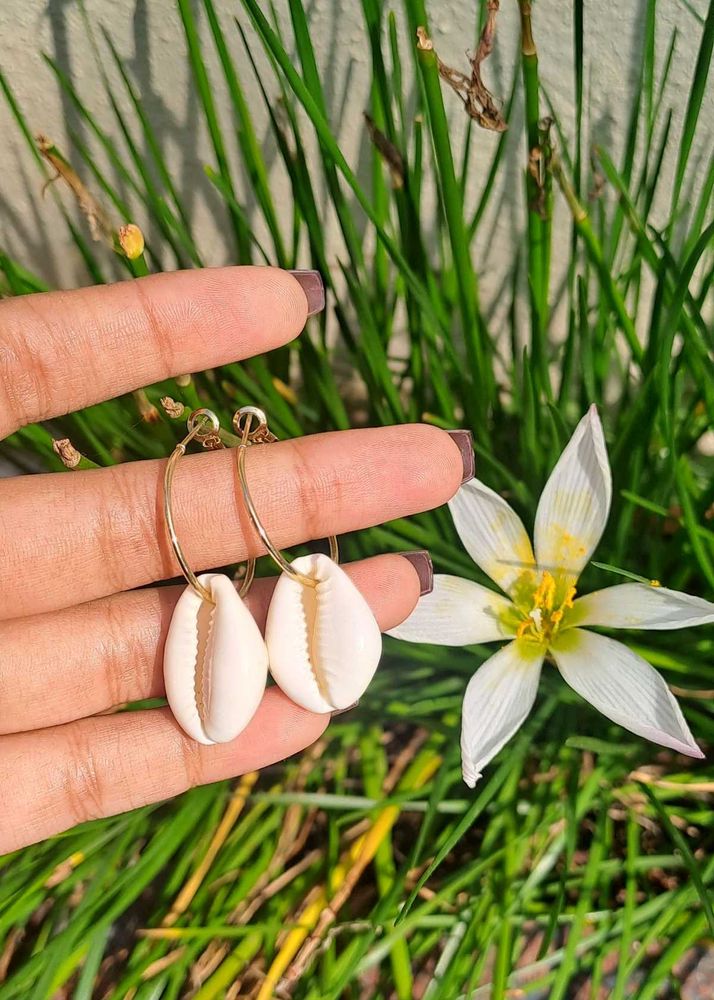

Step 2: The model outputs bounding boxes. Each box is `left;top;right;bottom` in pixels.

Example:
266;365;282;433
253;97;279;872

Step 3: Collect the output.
0;266;319;438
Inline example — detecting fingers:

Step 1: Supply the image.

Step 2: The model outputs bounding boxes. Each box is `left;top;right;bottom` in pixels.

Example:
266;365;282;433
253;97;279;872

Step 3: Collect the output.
0;267;314;438
0;554;422;734
0;424;462;619
0;690;329;853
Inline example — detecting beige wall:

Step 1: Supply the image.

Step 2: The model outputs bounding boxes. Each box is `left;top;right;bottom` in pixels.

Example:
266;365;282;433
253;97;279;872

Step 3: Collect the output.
0;0;711;312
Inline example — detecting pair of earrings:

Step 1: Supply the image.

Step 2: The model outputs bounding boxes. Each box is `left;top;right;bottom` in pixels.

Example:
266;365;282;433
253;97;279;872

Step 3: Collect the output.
162;406;382;744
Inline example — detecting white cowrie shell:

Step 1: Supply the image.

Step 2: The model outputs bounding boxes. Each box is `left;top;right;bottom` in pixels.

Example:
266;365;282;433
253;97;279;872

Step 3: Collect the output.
265;553;382;713
164;573;268;744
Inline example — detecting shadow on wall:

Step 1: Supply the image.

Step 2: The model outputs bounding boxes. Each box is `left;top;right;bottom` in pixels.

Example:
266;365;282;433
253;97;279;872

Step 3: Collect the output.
0;0;706;306
3;0;519;286
43;0;225;276
35;0;397;279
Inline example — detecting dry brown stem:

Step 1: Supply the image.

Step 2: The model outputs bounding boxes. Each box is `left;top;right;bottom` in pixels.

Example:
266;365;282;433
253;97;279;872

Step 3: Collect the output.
363;113;405;187
36;133;112;242
416;5;507;132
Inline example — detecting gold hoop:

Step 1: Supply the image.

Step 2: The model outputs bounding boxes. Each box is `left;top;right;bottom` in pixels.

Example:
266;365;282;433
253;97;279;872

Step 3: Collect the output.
233;406;339;590
163;409;222;603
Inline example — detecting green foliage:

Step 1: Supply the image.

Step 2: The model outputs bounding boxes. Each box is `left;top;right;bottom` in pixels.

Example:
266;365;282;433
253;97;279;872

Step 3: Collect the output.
1;0;713;995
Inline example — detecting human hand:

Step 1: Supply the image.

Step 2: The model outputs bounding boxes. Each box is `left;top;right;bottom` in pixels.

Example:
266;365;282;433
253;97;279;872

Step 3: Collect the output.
0;267;468;852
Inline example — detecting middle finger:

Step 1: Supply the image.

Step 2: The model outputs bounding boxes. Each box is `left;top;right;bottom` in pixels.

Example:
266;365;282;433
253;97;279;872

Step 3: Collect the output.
1;424;464;619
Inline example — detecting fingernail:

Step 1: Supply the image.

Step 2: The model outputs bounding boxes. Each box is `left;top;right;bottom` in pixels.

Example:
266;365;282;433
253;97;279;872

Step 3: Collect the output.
288;269;325;316
332;701;359;717
447;430;475;484
400;550;434;596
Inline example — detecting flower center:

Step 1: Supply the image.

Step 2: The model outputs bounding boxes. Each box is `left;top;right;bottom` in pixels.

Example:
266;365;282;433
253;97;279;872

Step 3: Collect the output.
516;570;576;646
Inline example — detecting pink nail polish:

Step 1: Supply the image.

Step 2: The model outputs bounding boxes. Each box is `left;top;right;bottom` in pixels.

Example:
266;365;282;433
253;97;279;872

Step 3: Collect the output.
447;430;475;484
288;269;325;316
399;550;434;595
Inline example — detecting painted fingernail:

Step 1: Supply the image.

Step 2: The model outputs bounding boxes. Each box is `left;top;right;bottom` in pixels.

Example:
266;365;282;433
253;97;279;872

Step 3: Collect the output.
400;550;434;596
288;269;325;316
447;430;475;484
332;701;359;717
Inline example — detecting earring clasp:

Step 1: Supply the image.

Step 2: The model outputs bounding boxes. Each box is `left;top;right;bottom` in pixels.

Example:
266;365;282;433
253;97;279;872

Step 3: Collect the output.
233;406;338;590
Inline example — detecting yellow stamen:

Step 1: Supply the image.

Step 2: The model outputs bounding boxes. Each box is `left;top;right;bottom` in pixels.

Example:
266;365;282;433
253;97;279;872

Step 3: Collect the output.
650;579;661;588
533;570;556;612
516;619;531;640
516;572;577;646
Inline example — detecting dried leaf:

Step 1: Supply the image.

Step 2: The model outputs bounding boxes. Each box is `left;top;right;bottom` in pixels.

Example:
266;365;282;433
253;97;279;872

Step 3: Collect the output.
417;5;507;132
36;134;112;243
363;113;405;188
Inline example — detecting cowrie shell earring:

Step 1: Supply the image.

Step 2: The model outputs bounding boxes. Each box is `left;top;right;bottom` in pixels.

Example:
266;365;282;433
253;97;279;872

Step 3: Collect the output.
162;408;269;744
233;406;382;713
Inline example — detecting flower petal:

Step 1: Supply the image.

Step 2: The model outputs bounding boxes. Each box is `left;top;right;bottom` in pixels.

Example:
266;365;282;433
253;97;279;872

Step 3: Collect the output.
449;480;536;597
571;583;714;630
387;575;517;646
534;406;611;587
550;628;704;758
460;640;545;787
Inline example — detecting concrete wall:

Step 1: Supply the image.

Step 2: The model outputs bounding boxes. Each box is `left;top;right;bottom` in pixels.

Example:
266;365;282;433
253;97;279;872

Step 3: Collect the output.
0;0;711;310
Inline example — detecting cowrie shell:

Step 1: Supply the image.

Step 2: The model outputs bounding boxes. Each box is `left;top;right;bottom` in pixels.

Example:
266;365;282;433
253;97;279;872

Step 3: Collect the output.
265;553;382;713
164;573;268;744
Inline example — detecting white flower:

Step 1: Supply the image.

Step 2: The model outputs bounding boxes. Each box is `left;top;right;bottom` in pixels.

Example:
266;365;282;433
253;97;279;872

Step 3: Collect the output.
389;406;713;787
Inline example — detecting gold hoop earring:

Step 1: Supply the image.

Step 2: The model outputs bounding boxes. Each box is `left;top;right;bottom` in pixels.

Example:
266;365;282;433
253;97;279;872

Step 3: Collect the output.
233;406;382;714
162;408;268;745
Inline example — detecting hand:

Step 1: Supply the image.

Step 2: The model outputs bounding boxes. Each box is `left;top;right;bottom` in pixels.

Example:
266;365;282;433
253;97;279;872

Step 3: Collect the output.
0;266;465;852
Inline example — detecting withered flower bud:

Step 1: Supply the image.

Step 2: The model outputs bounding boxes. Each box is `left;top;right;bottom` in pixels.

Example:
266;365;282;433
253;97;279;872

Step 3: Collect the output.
118;223;145;260
161;396;186;419
52;438;81;469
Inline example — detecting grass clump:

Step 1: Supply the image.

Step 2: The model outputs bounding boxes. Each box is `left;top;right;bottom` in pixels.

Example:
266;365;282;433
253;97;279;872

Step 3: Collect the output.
1;0;713;995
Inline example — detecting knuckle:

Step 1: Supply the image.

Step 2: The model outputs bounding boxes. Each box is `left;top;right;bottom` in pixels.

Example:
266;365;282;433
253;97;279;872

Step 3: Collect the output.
0;302;53;437
130;280;178;375
62;723;109;826
0;626;14;733
285;440;343;541
93;496;132;596
98;596;145;708
177;733;204;789
92;467;157;594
